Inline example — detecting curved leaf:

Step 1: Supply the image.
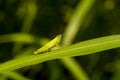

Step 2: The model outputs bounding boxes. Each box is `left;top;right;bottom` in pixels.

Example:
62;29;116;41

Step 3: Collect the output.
0;35;120;72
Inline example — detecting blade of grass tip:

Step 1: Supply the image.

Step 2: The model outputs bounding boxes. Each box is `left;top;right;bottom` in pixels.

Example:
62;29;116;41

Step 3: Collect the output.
0;33;34;43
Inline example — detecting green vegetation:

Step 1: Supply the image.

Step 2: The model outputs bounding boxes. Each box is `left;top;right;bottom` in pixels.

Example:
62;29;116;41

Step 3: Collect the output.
0;0;120;80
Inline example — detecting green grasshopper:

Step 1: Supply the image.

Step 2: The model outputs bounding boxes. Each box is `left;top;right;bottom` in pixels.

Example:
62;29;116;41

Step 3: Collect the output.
34;35;62;55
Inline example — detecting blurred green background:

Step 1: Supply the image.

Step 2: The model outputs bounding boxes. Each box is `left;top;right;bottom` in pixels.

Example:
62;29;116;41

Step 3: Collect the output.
0;0;120;80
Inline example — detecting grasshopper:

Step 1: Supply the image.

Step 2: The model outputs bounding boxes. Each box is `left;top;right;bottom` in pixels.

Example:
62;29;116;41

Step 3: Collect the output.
34;35;62;55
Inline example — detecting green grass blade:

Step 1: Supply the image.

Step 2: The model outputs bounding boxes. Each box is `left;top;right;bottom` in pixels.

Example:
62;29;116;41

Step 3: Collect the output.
0;35;120;72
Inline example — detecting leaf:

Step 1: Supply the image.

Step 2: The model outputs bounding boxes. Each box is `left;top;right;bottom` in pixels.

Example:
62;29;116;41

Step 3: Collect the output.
0;35;120;72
